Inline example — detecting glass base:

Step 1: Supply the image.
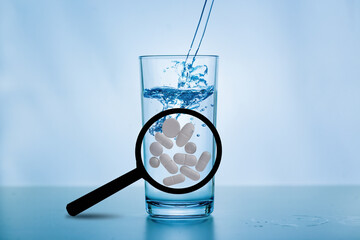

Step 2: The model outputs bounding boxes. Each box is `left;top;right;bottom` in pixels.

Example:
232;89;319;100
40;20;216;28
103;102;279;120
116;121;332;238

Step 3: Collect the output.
146;200;214;219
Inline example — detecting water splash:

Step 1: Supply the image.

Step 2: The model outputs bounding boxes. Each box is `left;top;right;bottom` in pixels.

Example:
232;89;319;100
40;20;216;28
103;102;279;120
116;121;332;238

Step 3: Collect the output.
164;61;208;88
143;85;214;135
144;54;214;136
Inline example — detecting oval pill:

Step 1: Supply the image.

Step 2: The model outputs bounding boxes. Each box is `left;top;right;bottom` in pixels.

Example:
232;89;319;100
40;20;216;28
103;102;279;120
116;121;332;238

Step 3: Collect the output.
173;153;197;166
176;123;195;147
149;142;163;156
155;132;173;149
180;166;200;181
159;153;178;174
149;157;160;168
162;118;180;138
184;142;197;154
195;151;211;172
163;174;186;186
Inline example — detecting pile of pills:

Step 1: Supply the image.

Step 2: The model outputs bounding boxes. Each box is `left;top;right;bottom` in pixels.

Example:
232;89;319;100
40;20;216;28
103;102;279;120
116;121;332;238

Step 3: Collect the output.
148;117;211;186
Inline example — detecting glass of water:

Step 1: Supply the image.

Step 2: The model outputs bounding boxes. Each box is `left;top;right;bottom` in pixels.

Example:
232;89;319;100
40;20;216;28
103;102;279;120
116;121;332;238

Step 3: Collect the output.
140;55;218;218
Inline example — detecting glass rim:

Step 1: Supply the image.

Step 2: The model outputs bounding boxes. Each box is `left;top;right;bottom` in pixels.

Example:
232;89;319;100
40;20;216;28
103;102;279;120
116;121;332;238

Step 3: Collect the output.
139;55;219;59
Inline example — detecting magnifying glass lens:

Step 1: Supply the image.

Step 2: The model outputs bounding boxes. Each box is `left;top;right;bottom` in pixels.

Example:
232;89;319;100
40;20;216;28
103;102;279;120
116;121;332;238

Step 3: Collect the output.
142;113;214;189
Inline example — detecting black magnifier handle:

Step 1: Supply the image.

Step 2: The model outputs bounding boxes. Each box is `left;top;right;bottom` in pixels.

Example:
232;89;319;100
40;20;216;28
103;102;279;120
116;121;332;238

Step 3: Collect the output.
66;168;142;216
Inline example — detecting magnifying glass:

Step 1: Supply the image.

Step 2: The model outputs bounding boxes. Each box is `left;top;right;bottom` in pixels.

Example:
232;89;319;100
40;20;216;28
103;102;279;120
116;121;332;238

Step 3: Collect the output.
66;108;222;216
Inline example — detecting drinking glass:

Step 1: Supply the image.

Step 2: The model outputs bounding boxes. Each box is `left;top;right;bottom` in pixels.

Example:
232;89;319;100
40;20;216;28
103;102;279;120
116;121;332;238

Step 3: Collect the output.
140;55;218;218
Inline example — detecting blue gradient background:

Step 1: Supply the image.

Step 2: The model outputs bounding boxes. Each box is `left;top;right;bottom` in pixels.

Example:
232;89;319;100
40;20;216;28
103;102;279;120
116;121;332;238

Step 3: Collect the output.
0;0;359;186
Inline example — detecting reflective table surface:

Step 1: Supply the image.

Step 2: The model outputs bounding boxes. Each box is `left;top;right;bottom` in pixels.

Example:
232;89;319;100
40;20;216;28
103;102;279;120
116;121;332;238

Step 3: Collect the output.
1;186;359;239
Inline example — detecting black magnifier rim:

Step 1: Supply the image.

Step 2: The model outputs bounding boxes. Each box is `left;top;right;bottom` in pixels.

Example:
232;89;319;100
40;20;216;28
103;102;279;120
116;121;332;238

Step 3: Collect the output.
135;108;222;194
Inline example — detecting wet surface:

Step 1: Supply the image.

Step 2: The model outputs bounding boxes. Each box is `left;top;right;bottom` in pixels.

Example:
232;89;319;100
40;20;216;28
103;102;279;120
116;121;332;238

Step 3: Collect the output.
338;216;360;226
0;186;359;239
269;215;329;227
